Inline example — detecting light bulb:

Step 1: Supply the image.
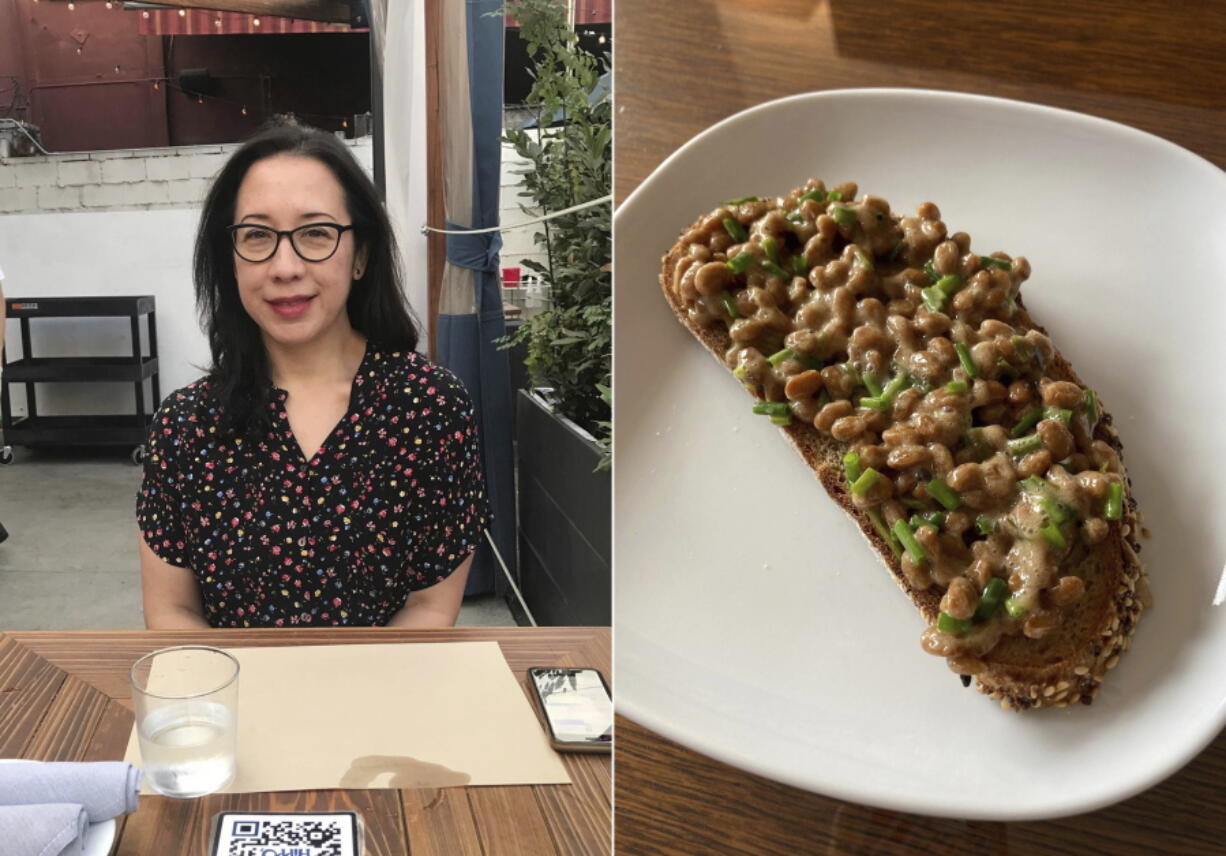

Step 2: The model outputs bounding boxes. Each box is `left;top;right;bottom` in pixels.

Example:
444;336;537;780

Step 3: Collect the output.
253;17;261;26
179;8;186;16
241;107;248;116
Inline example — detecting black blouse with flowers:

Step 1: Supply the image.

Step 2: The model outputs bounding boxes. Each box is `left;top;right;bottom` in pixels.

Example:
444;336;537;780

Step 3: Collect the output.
136;346;489;627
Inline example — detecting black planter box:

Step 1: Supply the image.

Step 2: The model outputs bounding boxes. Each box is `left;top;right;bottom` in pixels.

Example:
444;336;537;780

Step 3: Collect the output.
515;389;611;626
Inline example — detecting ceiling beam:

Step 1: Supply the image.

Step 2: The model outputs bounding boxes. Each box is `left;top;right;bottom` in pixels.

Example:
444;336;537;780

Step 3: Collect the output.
111;1;357;25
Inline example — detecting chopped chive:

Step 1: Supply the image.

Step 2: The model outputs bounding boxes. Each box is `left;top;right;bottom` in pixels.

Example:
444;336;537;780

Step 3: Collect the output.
862;372;884;398
817;388;830;408
925;477;962;511
923;261;938;282
722;217;748;243
720;291;740;319
1039;495;1071;525
1010;407;1044;438
769;414;792;426
762;236;781;265
763;260;791;280
786;211;806;226
851;467;881;497
1004;597;1028;619
937;612;972;636
831;206;857;227
934;274;964;297
892;519;928;565
1020;475;1047;494
910;511;945;530
733;366;748;380
975;515;995;536
798;188;826;204
767;348;794;368
979;255;1012;271
868;509;903;558
921;286;947;313
880;372;911;405
797;353;824;372
859;396;890;412
1039;521;1067;549
901;498;929;512
792;255;809;275
887;241;905;262
843;450;863;484
1084;389;1100;428
974;578;1008;621
751;401;791;417
826;190;844;201
1105;482;1124;520
946;379;969;394
1007;433;1043;457
954;343;978;379
723;195;759;205
726;251;755;274
1043;406;1072;426
856;250;875;271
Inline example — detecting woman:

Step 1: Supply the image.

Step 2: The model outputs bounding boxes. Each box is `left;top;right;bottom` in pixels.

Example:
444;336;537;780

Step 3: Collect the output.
138;120;488;628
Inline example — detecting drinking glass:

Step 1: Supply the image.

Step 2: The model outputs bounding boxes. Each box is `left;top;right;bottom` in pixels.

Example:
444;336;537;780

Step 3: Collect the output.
129;645;239;798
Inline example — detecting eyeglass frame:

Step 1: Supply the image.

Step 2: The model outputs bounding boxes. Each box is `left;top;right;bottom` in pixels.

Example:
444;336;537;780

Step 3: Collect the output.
225;221;356;263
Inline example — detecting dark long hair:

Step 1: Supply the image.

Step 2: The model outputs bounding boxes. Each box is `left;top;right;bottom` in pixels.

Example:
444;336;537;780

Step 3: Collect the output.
194;118;419;439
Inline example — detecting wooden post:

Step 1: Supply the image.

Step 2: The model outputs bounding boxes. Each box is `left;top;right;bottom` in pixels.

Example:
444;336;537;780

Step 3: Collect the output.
425;0;444;358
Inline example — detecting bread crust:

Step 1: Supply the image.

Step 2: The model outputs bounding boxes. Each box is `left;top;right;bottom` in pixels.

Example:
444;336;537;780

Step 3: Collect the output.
660;209;1149;711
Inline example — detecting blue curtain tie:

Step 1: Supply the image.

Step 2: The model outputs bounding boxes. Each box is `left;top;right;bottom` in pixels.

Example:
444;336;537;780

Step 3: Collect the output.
445;222;503;273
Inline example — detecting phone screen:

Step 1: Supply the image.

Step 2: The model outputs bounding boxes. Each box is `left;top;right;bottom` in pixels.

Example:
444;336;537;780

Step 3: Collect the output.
530;668;613;745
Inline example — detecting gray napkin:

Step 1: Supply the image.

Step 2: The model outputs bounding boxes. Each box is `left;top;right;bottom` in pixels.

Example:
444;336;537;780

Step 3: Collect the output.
0;803;89;856
0;761;140;822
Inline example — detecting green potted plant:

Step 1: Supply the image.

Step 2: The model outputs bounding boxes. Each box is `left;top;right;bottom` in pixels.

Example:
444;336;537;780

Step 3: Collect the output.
502;0;610;625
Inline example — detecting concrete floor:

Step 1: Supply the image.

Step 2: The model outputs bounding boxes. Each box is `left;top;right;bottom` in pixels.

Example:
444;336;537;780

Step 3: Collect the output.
0;447;516;630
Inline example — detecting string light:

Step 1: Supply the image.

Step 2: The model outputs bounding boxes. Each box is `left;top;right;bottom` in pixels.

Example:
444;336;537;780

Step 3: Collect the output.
215;18;223;27
253;18;261;26
197;96;204;105
598;34;606;44
342;119;348;129
178;8;186;16
143;11;149;18
106;1;113;8
114;65;121;73
241;106;248;116
152;81;160;91
67;2;75;9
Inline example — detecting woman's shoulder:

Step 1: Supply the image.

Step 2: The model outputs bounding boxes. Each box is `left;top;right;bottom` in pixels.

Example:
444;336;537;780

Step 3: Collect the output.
154;376;220;421
367;348;473;407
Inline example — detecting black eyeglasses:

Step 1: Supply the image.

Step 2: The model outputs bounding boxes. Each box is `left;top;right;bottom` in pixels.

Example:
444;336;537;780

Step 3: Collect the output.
226;222;355;263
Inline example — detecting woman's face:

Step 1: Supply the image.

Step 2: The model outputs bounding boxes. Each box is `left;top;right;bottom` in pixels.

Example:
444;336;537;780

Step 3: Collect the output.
231;154;368;349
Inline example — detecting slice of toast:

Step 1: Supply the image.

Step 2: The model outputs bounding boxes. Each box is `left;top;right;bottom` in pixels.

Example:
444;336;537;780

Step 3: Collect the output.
660;181;1149;710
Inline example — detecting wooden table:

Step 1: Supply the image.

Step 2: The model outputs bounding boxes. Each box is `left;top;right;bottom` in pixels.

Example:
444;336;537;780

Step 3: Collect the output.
0;627;610;856
613;2;1226;854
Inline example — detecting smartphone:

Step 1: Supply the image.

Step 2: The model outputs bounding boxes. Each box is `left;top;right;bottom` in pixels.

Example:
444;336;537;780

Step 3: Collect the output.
528;667;613;753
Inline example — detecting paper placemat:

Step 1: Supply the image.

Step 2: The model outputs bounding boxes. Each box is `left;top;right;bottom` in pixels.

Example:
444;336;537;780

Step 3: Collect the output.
124;641;570;792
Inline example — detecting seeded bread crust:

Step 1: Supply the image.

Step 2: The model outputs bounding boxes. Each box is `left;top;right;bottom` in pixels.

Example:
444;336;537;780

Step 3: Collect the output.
660;213;1149;711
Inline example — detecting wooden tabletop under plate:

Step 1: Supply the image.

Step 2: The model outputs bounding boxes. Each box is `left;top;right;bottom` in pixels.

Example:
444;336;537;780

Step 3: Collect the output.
0;627;610;856
613;1;1226;854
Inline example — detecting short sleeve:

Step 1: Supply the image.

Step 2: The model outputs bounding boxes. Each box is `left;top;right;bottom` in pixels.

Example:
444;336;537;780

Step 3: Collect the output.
403;367;491;589
136;397;191;568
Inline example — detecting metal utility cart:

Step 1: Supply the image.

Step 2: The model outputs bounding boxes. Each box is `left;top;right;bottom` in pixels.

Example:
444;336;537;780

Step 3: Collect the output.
1;295;159;465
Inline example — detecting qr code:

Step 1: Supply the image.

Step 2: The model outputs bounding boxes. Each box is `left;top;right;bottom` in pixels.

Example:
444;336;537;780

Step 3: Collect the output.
215;812;358;856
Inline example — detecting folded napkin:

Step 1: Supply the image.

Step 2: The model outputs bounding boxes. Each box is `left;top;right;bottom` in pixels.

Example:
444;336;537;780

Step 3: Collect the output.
0;803;89;856
0;761;140;822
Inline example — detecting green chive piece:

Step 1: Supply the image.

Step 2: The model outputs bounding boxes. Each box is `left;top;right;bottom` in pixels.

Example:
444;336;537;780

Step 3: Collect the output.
831;206;857;227
1010;407;1044;438
856;250;875;271
798;353;824;372
769;414;792;426
792;255;809;275
887;241;904;262
786;211;806;226
975;515;995;536
937;612;972;635
723;196;759;205
1039;495;1071;525
1084;389;1100;428
763;260;791;280
762;236;781;265
1020;475;1047;494
817;388;830;408
946;379;969;394
974;578;1008;621
767;348;794;368
926;478;962;511
880;373;911;405
1039;521;1067;549
934;274;964;297
826;190;844;201
909;511;945;530
858;396;890;412
979;255;1012;271
798;188;826;204
726;251;755;274
901;498;928;511
868;509;903;558
923;261;938;282
722;217;748;243
1043;406;1072;426
733;366;748;381
921;286;947;313
1105;482;1124;520
843;450;863;485
1004;597;1028;619
1007;433;1044;457
862;372;884;398
720;291;740;319
955;343;979;379
850;467;881;497
892;519;928;565
751;401;791;417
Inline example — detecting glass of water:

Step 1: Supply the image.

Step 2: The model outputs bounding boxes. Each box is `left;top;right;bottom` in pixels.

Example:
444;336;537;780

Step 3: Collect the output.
129;645;239;798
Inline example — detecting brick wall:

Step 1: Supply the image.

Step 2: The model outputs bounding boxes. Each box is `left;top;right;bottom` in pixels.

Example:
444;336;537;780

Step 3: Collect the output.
0;138;374;215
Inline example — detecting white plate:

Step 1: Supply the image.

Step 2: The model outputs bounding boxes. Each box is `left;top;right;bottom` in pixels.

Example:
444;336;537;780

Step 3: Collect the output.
613;88;1226;821
0;760;117;855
